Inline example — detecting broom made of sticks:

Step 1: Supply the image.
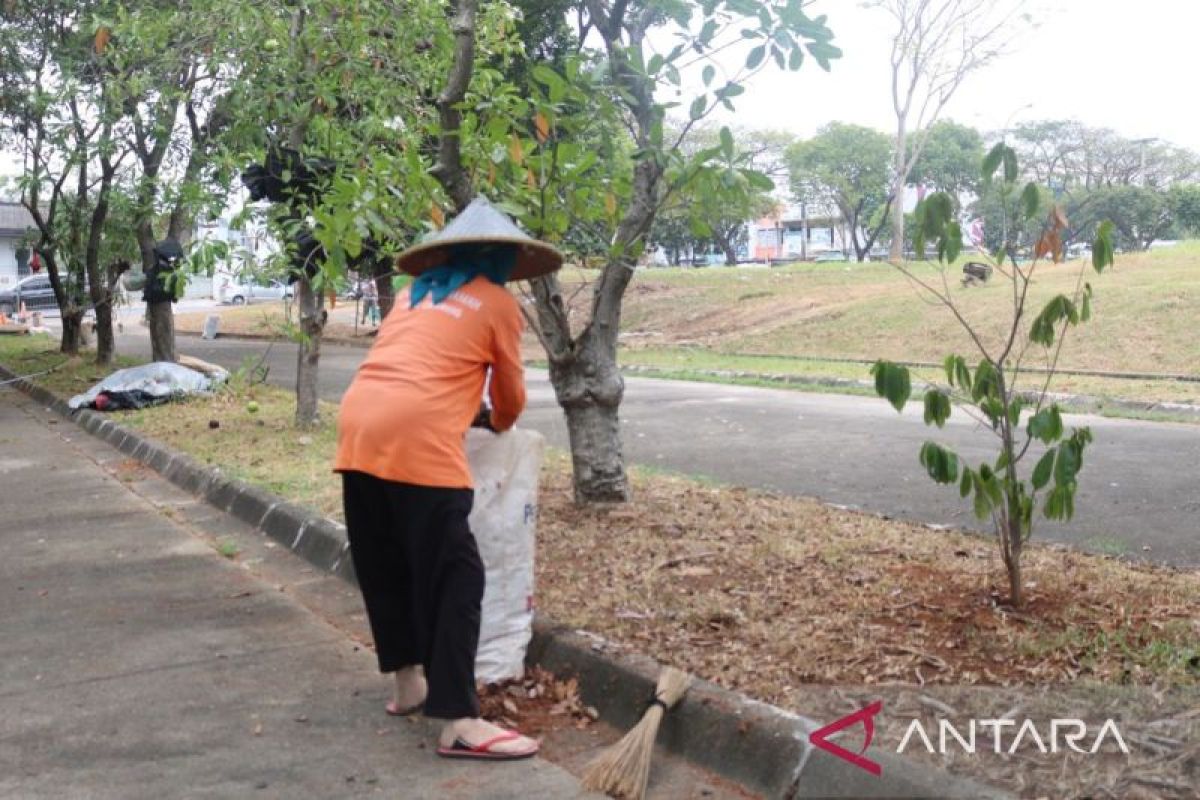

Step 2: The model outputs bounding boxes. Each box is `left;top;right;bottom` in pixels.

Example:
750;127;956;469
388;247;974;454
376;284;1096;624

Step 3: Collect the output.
580;667;692;800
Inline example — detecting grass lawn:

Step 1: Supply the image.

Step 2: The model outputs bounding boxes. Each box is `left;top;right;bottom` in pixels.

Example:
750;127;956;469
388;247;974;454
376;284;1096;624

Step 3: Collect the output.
4;333;1198;795
174;301;377;345
618;244;1200;373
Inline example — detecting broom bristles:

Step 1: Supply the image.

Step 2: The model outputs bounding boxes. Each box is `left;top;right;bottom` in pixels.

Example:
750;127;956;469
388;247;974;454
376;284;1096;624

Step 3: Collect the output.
581;667;692;800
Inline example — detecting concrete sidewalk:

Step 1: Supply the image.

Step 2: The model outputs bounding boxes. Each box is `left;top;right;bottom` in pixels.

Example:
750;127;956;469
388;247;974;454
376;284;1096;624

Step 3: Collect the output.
0;387;592;799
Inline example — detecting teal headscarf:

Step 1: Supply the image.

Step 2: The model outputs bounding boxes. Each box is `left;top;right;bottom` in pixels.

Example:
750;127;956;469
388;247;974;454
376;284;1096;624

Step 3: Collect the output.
409;245;517;309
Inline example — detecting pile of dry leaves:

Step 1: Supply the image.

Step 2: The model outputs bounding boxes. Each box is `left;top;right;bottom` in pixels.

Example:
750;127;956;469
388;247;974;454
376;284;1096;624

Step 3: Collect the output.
478;667;598;737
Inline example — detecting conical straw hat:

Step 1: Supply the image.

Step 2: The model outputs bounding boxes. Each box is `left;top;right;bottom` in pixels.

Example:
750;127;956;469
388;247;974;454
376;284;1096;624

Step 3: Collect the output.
395;197;564;281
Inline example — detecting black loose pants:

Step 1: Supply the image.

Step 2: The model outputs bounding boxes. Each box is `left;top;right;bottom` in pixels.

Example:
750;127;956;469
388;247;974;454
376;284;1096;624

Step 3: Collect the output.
342;471;485;720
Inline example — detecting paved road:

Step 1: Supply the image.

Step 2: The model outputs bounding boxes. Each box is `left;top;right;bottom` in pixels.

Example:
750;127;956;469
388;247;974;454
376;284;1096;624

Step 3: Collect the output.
116;331;1200;568
0;386;593;799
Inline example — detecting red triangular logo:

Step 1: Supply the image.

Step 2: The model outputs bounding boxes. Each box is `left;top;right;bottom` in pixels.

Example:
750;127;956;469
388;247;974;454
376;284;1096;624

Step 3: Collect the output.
808;700;883;776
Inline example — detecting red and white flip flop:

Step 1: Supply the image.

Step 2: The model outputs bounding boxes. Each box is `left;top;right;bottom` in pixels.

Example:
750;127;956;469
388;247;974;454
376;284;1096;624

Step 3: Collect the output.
436;731;539;761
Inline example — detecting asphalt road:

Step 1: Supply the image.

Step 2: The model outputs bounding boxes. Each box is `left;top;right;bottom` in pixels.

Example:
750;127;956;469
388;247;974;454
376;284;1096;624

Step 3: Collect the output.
115;331;1200;568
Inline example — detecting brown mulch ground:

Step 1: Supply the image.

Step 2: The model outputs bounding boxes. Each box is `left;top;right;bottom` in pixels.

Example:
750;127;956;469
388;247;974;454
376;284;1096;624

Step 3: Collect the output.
534;460;1199;797
536;461;1199;699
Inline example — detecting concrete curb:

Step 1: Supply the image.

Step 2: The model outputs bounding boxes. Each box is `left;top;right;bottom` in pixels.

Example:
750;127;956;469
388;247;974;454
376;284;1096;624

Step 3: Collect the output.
529;623;1008;799
1;362;1008;799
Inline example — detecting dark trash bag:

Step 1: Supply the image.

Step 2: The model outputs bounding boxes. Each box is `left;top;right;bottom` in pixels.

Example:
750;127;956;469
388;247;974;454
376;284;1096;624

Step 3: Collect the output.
241;146;336;204
143;238;185;304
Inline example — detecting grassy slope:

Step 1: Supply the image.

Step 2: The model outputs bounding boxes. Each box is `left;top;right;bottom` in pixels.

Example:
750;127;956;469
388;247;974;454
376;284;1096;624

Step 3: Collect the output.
615;244;1200;403
620;244;1200;372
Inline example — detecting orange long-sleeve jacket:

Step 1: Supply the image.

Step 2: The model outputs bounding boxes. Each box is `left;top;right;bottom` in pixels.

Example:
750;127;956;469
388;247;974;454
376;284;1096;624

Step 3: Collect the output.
334;275;526;489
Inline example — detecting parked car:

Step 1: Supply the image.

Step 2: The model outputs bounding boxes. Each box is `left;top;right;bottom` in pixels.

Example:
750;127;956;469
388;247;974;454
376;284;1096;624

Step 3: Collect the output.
0;272;89;315
813;250;849;263
219;275;293;305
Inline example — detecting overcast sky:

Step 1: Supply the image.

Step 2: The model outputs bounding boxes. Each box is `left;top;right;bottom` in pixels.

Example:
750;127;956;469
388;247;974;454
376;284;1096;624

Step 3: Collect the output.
3;0;1194;185
699;0;1200;150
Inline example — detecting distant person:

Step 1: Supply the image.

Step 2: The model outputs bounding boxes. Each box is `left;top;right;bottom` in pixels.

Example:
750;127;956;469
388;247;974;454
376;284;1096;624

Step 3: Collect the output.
360;278;380;326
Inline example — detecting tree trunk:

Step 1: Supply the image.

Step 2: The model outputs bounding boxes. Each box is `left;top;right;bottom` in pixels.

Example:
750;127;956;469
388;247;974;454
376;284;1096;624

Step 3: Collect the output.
148;303;177;362
60;310;85;355
721;239;738;266
548;335;628;503
889;122;908;262
1002;515;1023;607
374;264;395;320
94;301;115;365
294;274;325;427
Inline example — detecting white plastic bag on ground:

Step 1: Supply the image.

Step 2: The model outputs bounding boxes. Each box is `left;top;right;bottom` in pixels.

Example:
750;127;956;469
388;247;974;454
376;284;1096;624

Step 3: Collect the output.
466;427;544;684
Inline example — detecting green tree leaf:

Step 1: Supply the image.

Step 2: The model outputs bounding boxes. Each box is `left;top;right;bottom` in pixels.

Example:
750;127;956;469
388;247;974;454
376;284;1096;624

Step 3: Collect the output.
982;142;1006;184
746;45;766;69
1027;405;1063;444
1020;182;1041;219
870;360;911;412
919;441;959;484
1003;147;1019;183
1054;440;1081;486
923;389;952;428
1030;295;1078;347
1032;448;1055;490
971;360;999;401
1093;219;1115;273
719;126;734;159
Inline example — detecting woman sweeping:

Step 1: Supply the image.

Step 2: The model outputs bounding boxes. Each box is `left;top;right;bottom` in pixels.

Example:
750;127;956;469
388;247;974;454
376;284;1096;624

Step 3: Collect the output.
335;198;562;761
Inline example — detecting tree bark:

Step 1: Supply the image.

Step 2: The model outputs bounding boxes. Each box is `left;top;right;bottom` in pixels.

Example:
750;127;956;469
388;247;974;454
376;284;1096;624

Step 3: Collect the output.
889;120;908;261
136;225;178;362
85;155;117;365
294;274;325;427
720;238;738;266
93;302;115;364
148;304;177;362
373;261;395;319
1002;515;1023;607
430;0;479;212
60;311;85;355
549;334;628;503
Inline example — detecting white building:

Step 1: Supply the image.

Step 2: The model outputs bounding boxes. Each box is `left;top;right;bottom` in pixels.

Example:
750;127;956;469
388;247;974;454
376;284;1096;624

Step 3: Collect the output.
0;202;36;289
